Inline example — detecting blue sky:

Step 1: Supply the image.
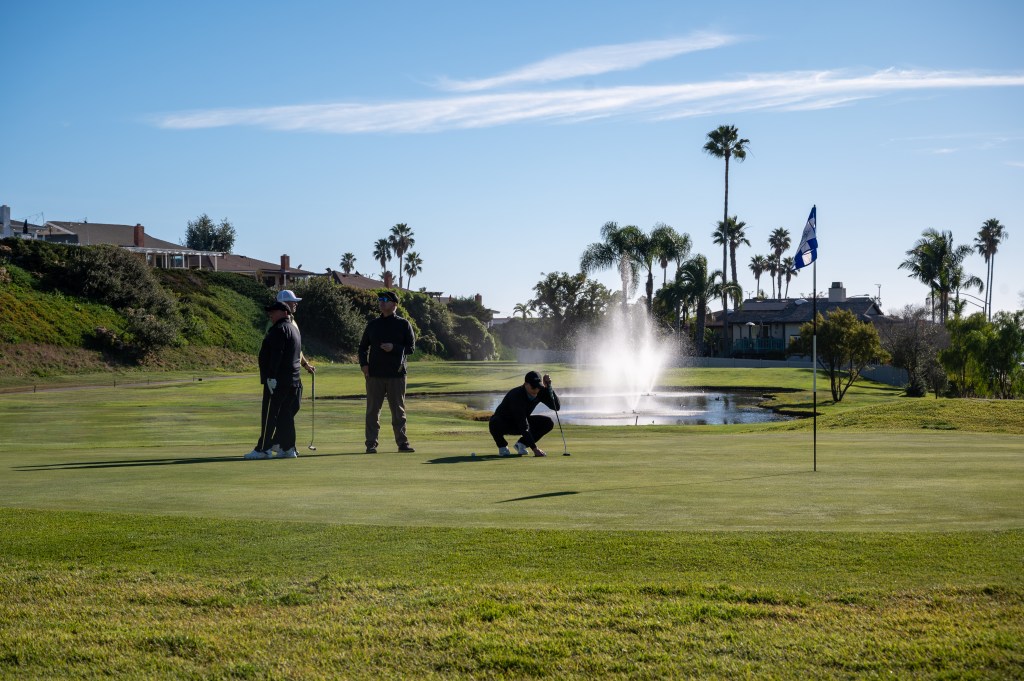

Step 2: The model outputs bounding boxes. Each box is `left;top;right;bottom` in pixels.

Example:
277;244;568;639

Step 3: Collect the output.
3;0;1023;318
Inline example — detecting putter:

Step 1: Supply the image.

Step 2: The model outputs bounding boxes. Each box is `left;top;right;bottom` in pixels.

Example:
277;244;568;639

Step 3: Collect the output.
307;372;317;451
555;409;570;456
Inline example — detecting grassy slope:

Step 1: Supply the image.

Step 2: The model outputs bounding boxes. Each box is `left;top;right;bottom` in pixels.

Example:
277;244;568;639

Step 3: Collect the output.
1;364;1022;678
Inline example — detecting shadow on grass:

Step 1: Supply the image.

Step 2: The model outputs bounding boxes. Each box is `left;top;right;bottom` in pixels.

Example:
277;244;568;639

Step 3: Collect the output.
497;491;579;503
13;451;368;471
426;453;543;464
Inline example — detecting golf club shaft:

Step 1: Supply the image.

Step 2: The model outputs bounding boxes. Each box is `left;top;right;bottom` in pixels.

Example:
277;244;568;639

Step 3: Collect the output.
555;409;567;453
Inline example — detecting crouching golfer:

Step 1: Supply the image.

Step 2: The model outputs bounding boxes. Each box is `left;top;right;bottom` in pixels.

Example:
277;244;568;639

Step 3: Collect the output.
245;301;302;460
489;371;560;457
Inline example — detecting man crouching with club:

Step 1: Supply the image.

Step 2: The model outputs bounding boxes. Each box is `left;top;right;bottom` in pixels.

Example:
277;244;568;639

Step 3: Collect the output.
489;370;560;458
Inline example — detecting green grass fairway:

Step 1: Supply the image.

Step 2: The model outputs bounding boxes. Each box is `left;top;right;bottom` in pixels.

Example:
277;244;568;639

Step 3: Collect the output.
1;363;1022;678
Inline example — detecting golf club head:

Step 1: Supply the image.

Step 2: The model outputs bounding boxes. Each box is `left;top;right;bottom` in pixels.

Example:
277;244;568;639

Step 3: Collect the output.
563;452;571;456
308;444;317;451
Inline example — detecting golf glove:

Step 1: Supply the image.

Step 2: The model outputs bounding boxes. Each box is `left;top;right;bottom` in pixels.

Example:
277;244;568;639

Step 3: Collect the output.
266;378;277;393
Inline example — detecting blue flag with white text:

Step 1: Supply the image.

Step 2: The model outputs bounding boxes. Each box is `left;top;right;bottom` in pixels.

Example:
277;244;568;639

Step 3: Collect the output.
792;205;817;270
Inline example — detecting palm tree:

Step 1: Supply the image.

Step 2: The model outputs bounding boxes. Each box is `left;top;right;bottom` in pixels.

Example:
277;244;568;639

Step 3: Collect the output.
674;254;740;356
749;254;767;298
974;218;1008;320
712;215;750;307
372;238;392;281
580;221;642;311
339;252;357;274
899;228;977;324
403;251;423;290
512;302;533;320
388;223;415;289
703;125;750;332
765;255;780;298
768;228;791;298
781;256;796;297
650;223;691;288
626;226;663;314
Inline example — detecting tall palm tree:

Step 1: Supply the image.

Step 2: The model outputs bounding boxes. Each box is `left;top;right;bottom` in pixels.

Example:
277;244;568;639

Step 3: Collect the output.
625;226;663;314
765;254;780;298
403;251;423;290
749;254;767;298
703;125;750;332
674;254;740;356
974;218;1008;320
512;302;533;320
339;252;357;274
650;223;691;288
372;238;392;281
580;221;642;311
781;256;796;297
768;227;791;298
947;262;984;320
712;215;750;307
899;228;977;324
388;223;415;289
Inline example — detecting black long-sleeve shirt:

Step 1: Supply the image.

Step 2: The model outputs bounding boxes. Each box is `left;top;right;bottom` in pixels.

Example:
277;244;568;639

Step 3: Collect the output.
491;385;560;447
358;314;416;377
258;318;301;386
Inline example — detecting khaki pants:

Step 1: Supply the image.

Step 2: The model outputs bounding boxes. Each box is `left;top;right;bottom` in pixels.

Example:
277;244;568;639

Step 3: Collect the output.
365;375;409;448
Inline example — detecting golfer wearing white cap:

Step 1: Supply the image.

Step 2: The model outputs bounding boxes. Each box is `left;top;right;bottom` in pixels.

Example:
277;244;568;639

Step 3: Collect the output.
277;290;315;376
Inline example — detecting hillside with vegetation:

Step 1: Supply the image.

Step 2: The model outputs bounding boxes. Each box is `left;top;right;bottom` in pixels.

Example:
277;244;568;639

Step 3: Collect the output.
0;238;499;381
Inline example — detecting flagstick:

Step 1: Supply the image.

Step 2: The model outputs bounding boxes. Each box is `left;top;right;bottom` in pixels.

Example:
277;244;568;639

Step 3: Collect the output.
812;258;817;472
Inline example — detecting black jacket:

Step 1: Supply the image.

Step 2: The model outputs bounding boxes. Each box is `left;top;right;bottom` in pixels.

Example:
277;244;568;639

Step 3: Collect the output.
491;385;561;446
358;314;416;377
258;318;301;386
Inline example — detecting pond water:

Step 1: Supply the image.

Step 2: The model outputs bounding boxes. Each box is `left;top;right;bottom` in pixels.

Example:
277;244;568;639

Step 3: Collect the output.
449;388;794;426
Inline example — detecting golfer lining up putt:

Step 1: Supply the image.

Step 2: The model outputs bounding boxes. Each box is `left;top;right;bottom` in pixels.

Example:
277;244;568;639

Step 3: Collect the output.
489;370;560;457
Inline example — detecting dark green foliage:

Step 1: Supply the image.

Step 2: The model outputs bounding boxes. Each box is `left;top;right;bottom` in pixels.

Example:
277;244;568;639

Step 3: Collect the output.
789;309;891;402
492;317;548;351
184;214;237;252
288;278;368;359
447;296;493;325
452;314;496;359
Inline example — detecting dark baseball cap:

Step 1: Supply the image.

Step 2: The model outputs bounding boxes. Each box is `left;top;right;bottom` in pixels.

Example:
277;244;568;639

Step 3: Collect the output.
525;370;543;387
379;290;400;303
265;301;290;312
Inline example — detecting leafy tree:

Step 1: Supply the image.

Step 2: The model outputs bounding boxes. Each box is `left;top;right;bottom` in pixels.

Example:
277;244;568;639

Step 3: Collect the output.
184;214;236;253
712;216;750;305
790;308;891;402
703;125;749;328
939;313;988;397
403;251;422;289
974;218;1008;321
339;252;357;274
448;295;492;325
580;222;641;311
877;305;949;397
288;277;367;359
530;272;612;350
768;228;791;298
983;310;1024;398
452;314;496;360
388;223;415;289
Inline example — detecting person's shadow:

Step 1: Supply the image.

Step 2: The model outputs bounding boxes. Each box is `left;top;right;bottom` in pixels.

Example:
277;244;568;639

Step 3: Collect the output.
14;451;366;471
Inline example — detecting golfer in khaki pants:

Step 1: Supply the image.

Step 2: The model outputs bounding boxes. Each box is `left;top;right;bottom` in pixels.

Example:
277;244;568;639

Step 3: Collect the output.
358;290;416;454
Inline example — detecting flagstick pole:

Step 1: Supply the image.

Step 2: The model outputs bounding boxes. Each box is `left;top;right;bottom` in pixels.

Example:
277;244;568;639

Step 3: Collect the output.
812;253;817;472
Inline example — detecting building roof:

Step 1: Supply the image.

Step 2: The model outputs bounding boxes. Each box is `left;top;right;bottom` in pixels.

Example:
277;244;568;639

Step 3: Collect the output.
717;297;884;326
45;221;184;251
191;253;314;275
329;271;390;290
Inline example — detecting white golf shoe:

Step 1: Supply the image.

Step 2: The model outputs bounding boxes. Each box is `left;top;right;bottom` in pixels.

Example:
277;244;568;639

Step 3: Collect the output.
513;442;529;456
244;448;270;460
274;447;298;459
498;446;512;457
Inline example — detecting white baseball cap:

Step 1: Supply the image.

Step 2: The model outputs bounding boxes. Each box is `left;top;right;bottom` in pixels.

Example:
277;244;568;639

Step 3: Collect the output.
277;289;302;303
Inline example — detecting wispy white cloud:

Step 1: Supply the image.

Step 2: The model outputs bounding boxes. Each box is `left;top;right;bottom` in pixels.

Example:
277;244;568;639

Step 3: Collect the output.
1006;160;1024;168
155;69;1024;135
436;32;742;92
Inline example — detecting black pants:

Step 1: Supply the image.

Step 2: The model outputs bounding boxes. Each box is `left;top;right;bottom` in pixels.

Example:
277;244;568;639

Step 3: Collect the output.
488;414;553;448
256;382;301;452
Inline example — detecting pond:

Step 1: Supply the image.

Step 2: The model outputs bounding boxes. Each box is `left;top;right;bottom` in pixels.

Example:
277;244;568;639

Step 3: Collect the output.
448;388;794;426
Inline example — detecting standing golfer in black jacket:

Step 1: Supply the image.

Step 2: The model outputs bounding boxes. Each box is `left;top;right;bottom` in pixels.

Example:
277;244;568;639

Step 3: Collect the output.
245;301;302;460
358;290;416;454
489;370;560;457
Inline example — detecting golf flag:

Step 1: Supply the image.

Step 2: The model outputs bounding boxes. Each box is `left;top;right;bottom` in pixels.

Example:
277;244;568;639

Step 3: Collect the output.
792;205;817;270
